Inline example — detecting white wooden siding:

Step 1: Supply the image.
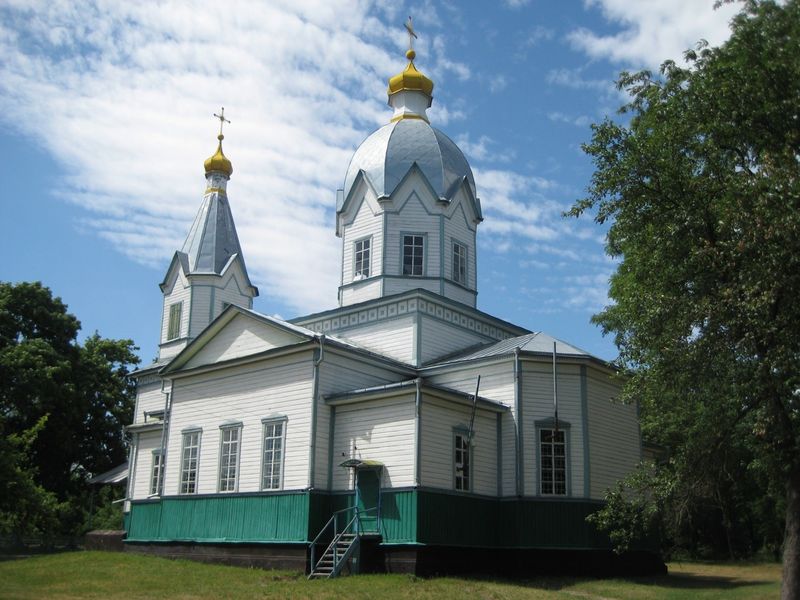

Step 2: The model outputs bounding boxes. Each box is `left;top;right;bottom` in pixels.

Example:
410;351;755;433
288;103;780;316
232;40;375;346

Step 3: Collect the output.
183;314;303;370
443;202;477;290
441;281;475;307
521;361;585;497
385;191;440;277
383;277;440;297
419;397;497;496
131;430;162;500
337;316;415;365
426;360;516;496
135;380;164;423
331;395;416;490
419;315;489;364
586;370;640;499
341;279;382;306
161;268;191;344
189;286;212;338
341;195;383;286
215;265;253;313
163;354;314;495
315;352;405;489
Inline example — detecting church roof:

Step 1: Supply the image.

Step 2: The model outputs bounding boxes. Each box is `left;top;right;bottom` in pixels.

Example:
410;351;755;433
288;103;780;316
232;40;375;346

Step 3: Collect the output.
180;191;247;275
427;332;605;368
342;118;476;205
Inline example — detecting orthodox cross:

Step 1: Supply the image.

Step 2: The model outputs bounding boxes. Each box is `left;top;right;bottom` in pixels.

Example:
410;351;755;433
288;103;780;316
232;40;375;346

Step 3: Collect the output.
213;107;230;137
404;16;418;51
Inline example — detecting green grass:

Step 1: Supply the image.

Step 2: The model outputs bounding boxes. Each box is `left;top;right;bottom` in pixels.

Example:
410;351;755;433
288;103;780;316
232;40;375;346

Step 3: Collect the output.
0;551;781;599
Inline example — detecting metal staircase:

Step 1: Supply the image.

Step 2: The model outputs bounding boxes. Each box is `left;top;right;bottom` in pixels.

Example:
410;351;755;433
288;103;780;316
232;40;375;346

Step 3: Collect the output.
308;507;377;579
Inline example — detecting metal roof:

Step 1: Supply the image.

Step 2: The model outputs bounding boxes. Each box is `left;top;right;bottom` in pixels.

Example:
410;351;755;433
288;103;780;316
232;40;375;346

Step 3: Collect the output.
88;461;128;485
342;119;476;204
427;332;596;367
181;190;247;275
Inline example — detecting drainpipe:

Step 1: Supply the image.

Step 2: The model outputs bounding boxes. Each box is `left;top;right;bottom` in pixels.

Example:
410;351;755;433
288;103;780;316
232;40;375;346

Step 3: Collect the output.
308;335;325;489
514;347;522;497
156;378;173;496
414;377;423;487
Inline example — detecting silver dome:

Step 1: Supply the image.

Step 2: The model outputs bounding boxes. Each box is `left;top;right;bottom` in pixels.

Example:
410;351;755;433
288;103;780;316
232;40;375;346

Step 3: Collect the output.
342;119;476;204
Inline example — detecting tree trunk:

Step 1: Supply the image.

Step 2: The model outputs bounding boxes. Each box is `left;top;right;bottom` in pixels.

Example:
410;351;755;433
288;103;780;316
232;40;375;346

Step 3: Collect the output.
782;464;800;600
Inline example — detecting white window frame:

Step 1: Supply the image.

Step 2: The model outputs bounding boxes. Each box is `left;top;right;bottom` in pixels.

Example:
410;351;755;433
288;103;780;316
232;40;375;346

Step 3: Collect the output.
353;237;371;280
452;240;467;285
167;301;183;341
218;423;242;493
149;449;163;496
179;429;201;494
261;417;287;491
539;427;568;496
453;430;471;492
402;234;425;276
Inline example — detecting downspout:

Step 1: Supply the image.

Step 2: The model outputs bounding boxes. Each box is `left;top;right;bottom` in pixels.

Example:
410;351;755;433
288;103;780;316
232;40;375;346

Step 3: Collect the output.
514;347;523;497
156;378;173;496
414;377;423;487
308;334;325;489
125;431;139;514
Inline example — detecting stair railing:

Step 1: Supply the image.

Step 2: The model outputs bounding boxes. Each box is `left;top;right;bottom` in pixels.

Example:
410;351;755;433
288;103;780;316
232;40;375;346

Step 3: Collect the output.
309;506;380;578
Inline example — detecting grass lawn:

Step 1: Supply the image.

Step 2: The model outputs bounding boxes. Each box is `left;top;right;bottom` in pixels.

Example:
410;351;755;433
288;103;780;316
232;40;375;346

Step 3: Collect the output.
0;551;781;599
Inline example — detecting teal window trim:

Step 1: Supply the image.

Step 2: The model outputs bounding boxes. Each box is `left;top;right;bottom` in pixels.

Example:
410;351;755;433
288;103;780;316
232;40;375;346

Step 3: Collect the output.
218;423;243;493
534;418;572;497
260;416;288;491
401;232;427;277
453;426;472;492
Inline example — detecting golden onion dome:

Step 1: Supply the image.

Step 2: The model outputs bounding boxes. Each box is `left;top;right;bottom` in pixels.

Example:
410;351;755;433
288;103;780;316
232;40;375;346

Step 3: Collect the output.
387;49;434;97
204;134;233;176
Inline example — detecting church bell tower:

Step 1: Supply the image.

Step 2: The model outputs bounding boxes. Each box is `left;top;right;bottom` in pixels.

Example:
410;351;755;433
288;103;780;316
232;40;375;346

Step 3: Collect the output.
157;109;258;361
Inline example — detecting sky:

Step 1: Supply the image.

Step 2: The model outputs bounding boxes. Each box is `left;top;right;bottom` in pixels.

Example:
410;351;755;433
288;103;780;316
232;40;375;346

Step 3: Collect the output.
0;0;743;364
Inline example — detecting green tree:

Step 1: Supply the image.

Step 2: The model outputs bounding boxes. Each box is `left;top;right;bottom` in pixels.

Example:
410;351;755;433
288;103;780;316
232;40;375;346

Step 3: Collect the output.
570;1;800;596
0;281;139;540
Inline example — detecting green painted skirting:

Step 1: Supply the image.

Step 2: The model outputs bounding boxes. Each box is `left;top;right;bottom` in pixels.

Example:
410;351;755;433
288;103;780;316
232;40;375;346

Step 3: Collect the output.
127;492;316;543
125;488;628;551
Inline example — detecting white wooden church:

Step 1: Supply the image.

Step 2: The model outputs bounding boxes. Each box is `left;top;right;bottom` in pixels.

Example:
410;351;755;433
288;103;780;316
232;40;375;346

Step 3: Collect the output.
123;41;660;576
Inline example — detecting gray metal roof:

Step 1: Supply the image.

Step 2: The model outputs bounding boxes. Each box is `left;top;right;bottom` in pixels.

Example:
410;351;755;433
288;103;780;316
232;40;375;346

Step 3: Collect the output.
428;332;595;366
181;190;247;275
342;119;476;205
88;461;128;485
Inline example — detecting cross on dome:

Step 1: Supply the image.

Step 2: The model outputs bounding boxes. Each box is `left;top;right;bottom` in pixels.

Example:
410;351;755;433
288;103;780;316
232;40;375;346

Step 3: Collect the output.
213;107;230;139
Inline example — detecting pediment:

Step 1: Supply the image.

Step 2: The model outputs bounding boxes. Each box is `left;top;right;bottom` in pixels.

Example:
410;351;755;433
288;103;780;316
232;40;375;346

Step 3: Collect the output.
164;307;313;373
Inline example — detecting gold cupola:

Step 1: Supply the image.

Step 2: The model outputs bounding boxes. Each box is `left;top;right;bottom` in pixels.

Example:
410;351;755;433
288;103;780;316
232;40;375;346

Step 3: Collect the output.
204;133;233;177
387;49;434;98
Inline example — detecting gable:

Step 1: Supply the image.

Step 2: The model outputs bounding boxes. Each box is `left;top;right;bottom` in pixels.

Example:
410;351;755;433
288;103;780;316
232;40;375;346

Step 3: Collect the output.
181;312;307;370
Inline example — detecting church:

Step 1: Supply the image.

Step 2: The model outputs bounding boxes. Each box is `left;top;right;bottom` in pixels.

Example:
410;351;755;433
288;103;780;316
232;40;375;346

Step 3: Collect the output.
122;38;660;576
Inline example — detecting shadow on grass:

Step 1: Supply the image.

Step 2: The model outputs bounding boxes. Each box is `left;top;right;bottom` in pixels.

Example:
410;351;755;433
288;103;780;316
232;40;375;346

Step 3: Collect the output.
449;568;774;594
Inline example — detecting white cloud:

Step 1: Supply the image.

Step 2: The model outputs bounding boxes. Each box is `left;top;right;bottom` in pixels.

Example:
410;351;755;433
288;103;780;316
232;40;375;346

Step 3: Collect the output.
569;0;741;69
488;74;508;94
503;0;531;7
0;0;427;314
454;134;514;164
545;68;611;92
547;111;591;127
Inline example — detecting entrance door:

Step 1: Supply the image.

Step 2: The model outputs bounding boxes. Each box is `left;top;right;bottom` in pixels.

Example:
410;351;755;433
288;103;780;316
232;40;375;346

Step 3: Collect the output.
355;468;381;534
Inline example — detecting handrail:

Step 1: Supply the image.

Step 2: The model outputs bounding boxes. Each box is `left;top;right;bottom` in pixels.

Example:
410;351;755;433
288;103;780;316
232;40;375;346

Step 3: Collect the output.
309;506;381;577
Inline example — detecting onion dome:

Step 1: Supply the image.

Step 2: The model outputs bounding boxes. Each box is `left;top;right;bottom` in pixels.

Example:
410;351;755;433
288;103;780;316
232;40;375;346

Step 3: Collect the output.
342;118;476;203
204;134;233;176
388;49;434;97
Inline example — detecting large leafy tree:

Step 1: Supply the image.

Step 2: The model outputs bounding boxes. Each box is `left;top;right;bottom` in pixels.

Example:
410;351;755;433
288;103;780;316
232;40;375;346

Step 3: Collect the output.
570;1;800;595
0;281;138;538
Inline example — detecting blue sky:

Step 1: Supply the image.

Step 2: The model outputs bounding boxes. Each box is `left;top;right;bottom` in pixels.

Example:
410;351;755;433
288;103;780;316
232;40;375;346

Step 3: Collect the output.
0;0;740;364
